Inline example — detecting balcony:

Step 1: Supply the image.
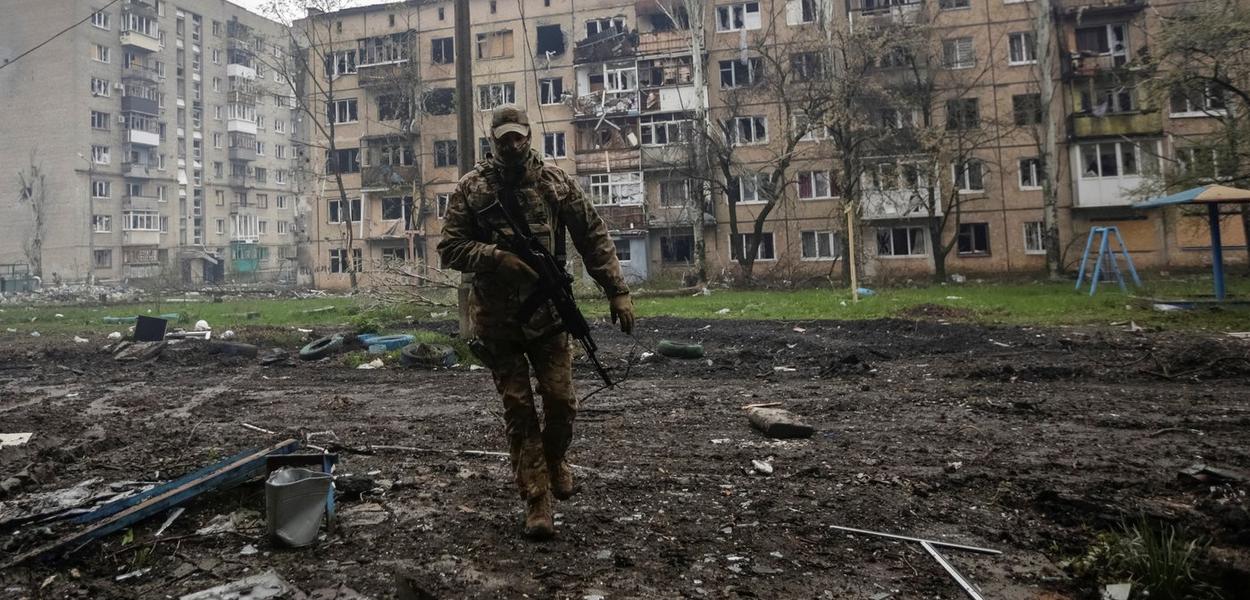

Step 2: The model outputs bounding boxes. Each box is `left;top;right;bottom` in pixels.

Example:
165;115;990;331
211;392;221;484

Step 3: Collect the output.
228;174;248;187
121;64;160;84
575;148;640;172
641;85;697;113
227;119;257;135
123;194;161;212
123;161;160;178
121;95;158;115
1070;111;1161;139
641;145;693;170
358;62;409;88
574;30;638;64
1066;52;1143;79
122;230;161;246
637;31;689;57
120;29;161;53
227;89;256;104
847;0;923;32
226;63;256;80
860;189;938;221
229;146;257;161
570;90;639;119
127;128;161;147
596;204;647;232
122;0;157;17
362;165;419;190
648;206;716;228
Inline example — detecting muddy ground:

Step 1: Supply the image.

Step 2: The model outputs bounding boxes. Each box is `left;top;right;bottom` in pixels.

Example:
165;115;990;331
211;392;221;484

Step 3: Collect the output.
1;316;1248;599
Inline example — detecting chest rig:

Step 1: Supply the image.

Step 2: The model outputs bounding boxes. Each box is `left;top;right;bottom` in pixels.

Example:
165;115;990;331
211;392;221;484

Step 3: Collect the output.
474;161;567;266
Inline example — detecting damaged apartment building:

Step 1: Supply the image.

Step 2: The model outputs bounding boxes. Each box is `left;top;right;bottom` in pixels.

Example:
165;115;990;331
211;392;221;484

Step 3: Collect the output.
0;0;309;286
296;0;1244;290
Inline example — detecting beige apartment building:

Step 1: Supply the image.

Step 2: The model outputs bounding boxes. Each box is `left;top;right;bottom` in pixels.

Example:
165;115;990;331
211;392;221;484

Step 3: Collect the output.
0;0;305;286
297;0;1245;291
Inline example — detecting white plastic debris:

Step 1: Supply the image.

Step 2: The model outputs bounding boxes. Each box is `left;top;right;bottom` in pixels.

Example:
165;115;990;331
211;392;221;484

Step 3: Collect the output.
220;330;236;340
1127;322;1143;333
5;328;16;333
1102;583;1132;600
752;460;774;475
297;328;313;333
0;433;33;448
773;366;796;372
357;358;384;370
945;296;963;300
468;364;484;371
950;274;967;283
54;313;64;318
793;326;807;333
716;308;731;315
194;319;211;331
431;310;449;318
239;544;258;556
107;331;123;340
30;331;40;337
73;336;89;344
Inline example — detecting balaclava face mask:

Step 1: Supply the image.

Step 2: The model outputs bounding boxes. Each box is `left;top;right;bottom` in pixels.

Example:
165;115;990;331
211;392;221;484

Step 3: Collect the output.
492;134;534;185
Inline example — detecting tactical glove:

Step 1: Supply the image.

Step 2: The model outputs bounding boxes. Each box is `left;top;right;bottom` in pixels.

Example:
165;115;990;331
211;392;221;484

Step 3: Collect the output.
493;249;539;286
609;293;635;335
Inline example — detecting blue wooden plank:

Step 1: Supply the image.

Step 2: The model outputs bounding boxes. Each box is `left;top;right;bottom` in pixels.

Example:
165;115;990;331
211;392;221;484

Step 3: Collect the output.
3;439;300;569
70;447;259;525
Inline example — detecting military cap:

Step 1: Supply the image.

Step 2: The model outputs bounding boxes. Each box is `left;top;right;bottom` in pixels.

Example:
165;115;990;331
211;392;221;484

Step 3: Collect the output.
491;104;530;139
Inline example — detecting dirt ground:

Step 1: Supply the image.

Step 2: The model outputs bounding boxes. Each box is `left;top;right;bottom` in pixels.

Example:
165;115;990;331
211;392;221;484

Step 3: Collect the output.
1;316;1248;599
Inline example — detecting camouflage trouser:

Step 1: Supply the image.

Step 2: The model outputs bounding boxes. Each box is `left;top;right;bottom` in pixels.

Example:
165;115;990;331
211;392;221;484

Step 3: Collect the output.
481;333;576;499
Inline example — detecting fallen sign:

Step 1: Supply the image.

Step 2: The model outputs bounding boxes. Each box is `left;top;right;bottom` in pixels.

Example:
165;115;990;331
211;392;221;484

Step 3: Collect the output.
180;570;292;600
1;438;300;569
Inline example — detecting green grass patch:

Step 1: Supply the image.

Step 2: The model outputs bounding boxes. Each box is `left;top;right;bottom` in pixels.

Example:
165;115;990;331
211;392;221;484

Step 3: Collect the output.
579;276;1250;332
1067;520;1223;599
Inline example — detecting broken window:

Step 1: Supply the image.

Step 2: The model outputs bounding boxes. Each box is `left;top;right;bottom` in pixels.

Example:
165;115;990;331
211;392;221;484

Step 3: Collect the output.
539;77;564;104
431;37;454;64
719;58;761;88
536;24;565;55
639;56;693;87
377;94;411;121
716;2;761;32
790;52;824;80
434;140;458;167
586;17;625;38
661;233;693;263
644;6;689;31
327;148;360;174
477;83;515;110
381;196;414;221
588;172;643;206
358;32;410;65
423;88;455;115
476;30;514;60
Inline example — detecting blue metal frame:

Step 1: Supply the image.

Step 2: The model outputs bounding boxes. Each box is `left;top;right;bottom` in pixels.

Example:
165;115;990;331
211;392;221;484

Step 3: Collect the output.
1076;226;1140;296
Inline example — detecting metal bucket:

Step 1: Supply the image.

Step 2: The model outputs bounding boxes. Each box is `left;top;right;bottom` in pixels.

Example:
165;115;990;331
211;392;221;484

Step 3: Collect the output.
265;467;332;547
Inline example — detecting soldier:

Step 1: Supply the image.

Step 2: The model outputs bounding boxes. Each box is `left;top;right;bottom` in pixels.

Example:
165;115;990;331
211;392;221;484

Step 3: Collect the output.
438;104;635;540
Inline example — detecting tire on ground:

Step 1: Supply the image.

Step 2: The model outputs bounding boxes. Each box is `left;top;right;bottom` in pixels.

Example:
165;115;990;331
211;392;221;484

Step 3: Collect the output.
300;335;344;360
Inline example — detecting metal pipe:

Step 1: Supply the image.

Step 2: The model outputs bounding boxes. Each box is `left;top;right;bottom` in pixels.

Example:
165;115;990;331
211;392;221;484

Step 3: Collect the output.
921;541;985;600
828;525;1001;555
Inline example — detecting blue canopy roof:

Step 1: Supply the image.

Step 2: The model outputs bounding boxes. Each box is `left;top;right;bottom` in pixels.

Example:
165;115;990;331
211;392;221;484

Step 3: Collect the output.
1134;184;1250;209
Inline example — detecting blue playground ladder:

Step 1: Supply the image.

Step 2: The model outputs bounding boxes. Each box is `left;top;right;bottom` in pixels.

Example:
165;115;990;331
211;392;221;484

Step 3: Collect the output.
1075;226;1141;296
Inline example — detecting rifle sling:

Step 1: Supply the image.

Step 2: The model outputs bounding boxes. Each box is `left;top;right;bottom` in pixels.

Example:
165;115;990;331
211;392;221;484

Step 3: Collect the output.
494;188;564;325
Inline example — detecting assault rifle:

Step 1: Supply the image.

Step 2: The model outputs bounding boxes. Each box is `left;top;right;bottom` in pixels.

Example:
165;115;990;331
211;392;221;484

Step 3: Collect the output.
481;189;613;387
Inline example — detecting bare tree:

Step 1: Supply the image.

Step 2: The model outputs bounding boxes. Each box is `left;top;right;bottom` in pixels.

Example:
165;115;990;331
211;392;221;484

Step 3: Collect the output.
879;14;1015;282
676;8;845;284
1141;0;1250;270
263;0;365;289
15;150;47;278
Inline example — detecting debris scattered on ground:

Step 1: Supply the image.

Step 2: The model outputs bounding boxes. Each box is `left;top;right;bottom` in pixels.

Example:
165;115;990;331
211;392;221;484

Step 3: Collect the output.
107;331;122;340
716;308;731;315
73;336;88;344
1101;583;1132;600
179;570;292;600
194;320;211;331
154;507;185;537
752;459;774;475
357;358;384;370
220;329;236;340
747;407;815;439
266;467;333;547
1178;464;1247;484
0;433;32;448
113;340;166;362
657;340;704;359
400;343;458;369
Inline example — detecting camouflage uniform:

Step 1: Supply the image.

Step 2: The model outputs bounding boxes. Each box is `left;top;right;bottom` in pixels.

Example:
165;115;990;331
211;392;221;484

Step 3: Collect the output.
438;147;629;500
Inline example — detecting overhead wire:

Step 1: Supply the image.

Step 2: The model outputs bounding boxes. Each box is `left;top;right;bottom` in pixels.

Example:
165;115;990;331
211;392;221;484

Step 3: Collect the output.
0;1;122;72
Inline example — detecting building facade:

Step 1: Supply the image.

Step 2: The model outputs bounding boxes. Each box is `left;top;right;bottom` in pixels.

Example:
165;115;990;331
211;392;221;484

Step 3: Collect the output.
0;0;307;286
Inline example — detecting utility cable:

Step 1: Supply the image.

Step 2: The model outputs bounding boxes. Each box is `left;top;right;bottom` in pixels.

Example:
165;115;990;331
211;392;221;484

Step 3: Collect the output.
0;1;122;72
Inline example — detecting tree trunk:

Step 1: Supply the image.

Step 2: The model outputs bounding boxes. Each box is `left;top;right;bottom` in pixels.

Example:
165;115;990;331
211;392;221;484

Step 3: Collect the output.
687;0;709;284
1241;205;1250;274
1036;0;1063;280
930;217;946;282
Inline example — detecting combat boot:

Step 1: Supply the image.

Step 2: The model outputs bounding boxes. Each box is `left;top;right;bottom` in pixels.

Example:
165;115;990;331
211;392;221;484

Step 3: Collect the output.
549;460;577;500
523;492;555;540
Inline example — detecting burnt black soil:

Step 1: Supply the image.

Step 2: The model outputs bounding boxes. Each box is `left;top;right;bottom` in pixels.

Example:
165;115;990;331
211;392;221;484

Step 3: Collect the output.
1;317;1248;599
